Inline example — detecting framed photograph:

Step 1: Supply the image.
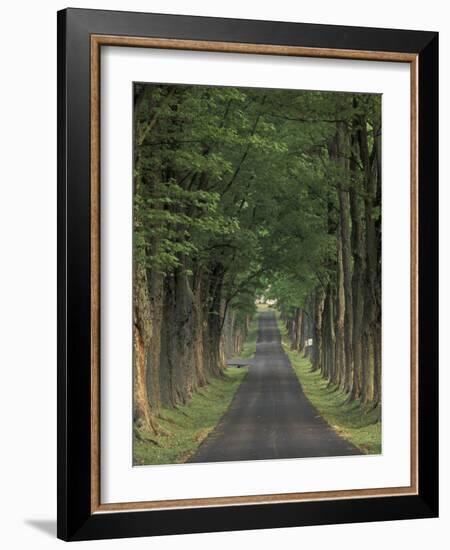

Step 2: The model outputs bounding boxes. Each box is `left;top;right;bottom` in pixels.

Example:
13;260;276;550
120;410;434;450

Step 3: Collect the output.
57;8;438;541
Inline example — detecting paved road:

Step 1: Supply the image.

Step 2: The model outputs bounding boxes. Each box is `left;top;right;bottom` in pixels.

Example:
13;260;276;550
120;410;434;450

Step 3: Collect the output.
188;310;361;463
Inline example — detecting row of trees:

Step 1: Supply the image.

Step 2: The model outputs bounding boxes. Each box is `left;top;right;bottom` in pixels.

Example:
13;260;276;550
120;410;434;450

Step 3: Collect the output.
275;96;382;406
133;83;382;434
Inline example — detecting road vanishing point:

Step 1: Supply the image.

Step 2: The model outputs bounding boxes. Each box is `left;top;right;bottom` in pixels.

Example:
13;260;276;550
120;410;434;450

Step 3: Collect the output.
188;310;361;463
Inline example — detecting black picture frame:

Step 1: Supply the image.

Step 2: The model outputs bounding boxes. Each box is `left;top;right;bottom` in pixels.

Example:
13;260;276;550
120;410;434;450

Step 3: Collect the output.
57;7;438;541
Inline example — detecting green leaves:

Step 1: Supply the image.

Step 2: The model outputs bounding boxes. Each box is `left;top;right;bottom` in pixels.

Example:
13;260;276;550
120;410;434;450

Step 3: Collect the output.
133;83;381;310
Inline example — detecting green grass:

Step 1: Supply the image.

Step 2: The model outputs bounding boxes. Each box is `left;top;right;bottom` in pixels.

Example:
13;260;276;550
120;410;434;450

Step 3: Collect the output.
276;315;382;455
134;367;248;465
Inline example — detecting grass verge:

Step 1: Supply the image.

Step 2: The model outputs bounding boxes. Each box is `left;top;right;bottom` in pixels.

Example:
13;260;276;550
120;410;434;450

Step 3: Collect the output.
134;367;248;465
276;315;381;455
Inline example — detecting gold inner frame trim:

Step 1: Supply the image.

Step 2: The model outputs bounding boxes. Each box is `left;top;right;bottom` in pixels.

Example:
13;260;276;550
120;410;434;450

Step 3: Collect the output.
90;34;419;514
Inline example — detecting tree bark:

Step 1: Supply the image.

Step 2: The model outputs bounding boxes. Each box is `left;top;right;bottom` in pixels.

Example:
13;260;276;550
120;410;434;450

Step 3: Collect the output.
133;262;158;433
349;134;365;400
358;113;381;405
311;288;326;372
335;123;353;393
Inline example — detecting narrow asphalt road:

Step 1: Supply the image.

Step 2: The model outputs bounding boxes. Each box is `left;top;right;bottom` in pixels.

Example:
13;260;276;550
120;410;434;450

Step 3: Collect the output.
188;310;361;463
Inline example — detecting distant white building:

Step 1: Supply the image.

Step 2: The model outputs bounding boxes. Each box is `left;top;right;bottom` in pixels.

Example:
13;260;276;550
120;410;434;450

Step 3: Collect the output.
255;296;277;306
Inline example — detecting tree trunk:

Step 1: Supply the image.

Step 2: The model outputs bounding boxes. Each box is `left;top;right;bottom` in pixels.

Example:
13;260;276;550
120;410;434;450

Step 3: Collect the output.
335;123;353;392
312;289;325;372
146;268;163;416
322;285;336;381
292;308;302;351
358;113;381;405
372;326;382;405
133;262;158;433
349;147;365;400
334;233;346;387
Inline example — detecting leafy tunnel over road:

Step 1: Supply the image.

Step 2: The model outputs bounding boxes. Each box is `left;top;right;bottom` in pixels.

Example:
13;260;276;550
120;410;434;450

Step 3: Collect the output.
133;83;382;459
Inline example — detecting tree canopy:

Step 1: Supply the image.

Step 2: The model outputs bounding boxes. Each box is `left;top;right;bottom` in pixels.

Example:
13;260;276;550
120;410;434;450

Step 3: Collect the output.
133;82;382;433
